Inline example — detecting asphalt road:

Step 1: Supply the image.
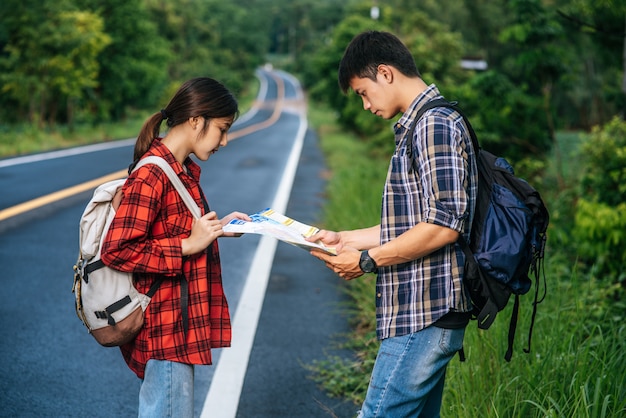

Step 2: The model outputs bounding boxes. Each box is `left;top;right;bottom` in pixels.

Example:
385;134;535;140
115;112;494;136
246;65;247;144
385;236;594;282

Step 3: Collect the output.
0;69;358;417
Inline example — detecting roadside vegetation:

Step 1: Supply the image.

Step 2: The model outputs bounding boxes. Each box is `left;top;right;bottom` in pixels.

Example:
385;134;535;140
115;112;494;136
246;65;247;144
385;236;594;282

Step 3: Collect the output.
306;101;626;417
2;0;625;416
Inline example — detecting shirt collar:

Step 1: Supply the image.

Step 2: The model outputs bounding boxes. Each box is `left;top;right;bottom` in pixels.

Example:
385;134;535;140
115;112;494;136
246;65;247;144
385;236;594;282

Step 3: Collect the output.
147;138;201;182
395;84;443;132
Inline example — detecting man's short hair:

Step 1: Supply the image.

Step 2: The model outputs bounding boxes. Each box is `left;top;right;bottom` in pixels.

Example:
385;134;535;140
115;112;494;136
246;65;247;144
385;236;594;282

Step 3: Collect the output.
338;31;421;94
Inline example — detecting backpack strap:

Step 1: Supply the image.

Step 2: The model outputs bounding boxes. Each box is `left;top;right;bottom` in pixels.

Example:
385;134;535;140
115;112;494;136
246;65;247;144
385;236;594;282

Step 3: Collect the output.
133;156;202;220
131;155;203;337
407;98;524;361
406;98;480;159
406;97;481;281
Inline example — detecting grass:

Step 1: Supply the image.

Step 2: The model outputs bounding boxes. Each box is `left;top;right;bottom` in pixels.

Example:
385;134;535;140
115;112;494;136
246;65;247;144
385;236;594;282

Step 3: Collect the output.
0;115;148;158
4;82;623;417
306;101;626;417
0;77;259;159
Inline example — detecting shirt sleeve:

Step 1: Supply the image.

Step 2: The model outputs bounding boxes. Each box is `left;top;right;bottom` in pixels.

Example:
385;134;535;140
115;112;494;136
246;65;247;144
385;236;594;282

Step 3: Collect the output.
101;168;184;275
414;114;470;233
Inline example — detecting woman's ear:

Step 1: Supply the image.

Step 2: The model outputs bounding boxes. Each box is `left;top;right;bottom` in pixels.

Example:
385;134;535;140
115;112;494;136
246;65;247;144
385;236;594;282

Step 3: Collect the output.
188;116;200;130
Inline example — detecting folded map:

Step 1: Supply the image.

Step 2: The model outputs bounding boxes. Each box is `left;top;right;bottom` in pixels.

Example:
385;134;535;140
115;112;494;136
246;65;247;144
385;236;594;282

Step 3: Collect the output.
223;208;336;255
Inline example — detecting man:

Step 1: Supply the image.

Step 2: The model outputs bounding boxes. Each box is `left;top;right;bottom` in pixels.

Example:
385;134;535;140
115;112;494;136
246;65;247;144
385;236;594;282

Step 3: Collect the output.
308;31;477;417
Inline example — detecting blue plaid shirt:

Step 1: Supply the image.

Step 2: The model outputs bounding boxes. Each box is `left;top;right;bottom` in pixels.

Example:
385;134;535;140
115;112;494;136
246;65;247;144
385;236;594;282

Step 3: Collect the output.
376;85;477;340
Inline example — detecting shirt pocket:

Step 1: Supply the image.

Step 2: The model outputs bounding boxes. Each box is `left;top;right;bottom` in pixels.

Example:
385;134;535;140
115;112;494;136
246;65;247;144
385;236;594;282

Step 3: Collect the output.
387;150;418;196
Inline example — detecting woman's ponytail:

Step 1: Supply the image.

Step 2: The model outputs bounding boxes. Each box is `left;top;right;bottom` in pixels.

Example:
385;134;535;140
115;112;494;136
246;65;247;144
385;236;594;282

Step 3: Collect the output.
133;111;167;162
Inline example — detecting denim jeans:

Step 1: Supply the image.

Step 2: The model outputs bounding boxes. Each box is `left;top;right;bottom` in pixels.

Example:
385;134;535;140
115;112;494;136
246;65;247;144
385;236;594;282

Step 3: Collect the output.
357;326;465;418
138;359;194;418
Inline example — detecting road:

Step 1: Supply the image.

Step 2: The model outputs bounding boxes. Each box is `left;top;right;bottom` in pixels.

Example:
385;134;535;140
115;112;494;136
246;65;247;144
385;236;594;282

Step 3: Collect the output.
0;69;357;418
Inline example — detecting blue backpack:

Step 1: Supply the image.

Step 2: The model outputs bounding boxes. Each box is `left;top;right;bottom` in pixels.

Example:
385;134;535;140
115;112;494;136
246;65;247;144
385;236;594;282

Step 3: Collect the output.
411;98;549;361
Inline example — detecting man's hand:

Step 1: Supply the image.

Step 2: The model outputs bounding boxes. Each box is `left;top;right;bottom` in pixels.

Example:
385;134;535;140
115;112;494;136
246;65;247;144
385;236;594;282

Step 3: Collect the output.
307;229;344;252
310;246;363;280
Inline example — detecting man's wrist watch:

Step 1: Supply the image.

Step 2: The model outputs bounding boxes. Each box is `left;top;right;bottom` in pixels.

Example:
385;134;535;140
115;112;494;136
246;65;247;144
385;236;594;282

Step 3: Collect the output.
359;250;378;273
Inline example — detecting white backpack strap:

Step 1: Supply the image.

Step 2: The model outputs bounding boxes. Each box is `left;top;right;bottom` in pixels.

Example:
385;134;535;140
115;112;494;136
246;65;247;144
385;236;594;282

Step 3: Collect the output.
133;156;202;219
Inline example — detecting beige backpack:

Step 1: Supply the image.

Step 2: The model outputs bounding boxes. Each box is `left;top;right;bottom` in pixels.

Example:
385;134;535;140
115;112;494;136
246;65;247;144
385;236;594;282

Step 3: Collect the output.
72;156;200;346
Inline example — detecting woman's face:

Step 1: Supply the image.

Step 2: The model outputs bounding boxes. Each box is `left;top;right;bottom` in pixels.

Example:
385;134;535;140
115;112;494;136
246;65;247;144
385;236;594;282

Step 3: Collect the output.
194;116;234;161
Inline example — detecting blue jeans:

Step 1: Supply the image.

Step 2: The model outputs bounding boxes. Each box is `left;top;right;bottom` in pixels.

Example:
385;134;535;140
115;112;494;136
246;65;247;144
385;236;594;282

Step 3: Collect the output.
357;326;465;418
139;359;194;418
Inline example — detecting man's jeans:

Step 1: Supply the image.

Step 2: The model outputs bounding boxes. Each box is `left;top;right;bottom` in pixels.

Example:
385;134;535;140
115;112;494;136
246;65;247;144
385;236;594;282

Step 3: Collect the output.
357;326;465;418
139;359;194;418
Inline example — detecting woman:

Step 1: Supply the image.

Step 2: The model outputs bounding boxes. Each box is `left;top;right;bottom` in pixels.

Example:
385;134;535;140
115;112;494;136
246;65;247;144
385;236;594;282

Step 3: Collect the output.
101;77;250;417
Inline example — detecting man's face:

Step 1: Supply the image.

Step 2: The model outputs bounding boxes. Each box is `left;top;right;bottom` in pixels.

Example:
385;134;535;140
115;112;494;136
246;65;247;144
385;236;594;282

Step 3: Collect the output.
349;72;400;120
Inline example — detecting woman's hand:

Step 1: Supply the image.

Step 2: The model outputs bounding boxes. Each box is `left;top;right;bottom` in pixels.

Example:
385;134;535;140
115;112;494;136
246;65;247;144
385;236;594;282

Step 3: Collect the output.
220;211;251;237
182;211;224;255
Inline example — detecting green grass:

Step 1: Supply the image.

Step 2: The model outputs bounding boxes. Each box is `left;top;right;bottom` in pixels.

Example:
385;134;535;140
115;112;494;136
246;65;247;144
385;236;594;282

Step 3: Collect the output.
0;115;148;158
307;101;626;417
0;77;259;159
5;84;623;417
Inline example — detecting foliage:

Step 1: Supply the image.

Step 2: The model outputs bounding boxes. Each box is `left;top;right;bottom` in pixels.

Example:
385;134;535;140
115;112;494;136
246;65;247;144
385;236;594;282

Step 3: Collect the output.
76;0;171;121
306;6;470;157
573;117;626;281
144;0;267;95
307;101;626;417
1;0;624;140
451;71;551;162
556;0;626;126
0;0;270;127
0;76;260;158
305;15;391;154
0;0;111;126
266;0;347;74
578;117;626;205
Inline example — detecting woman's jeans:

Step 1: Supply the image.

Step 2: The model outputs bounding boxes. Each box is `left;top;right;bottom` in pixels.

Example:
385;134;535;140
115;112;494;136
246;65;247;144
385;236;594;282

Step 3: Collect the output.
357;326;465;418
139;359;194;418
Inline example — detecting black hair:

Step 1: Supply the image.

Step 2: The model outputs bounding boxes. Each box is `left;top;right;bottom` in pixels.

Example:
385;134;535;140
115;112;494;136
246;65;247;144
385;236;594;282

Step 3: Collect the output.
134;77;239;161
338;31;421;94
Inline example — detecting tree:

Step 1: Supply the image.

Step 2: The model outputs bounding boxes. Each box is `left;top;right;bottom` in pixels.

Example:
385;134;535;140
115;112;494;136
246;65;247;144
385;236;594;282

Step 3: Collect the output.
144;0;269;96
0;1;110;126
557;0;626;121
308;4;468;155
499;0;566;141
77;0;171;120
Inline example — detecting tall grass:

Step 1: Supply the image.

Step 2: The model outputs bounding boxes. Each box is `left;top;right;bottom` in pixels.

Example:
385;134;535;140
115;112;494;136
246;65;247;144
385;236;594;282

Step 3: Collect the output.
307;102;626;417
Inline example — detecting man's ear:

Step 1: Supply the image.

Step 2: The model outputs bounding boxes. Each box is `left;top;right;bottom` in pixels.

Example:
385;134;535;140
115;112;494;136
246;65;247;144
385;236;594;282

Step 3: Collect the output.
377;64;394;84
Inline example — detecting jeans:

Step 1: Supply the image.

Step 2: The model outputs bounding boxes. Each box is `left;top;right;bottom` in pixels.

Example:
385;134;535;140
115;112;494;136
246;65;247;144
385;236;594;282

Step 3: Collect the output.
357;326;465;418
139;359;194;418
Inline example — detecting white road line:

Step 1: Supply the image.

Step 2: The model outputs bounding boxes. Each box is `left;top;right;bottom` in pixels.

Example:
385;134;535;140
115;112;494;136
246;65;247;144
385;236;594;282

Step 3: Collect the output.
0;139;136;168
200;104;308;418
0;72;269;170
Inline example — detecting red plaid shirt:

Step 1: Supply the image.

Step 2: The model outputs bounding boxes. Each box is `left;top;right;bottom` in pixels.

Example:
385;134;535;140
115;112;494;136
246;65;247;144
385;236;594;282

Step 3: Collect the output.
101;140;231;379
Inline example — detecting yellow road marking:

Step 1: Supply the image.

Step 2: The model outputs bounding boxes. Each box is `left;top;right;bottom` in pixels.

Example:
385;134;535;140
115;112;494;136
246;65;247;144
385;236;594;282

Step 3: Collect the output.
0;169;127;222
0;71;297;223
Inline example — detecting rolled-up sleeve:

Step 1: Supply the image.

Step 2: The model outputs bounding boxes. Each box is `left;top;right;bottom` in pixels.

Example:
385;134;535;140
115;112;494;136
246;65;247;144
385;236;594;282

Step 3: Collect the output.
415;115;469;233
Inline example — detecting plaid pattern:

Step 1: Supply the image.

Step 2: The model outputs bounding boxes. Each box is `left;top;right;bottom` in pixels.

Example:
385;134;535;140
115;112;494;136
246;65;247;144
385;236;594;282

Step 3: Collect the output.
376;85;477;340
101;140;231;379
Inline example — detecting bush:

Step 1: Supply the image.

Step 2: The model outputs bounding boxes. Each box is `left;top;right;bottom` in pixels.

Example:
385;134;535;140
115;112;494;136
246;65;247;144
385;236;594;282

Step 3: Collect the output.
573;116;626;282
308;102;626;418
